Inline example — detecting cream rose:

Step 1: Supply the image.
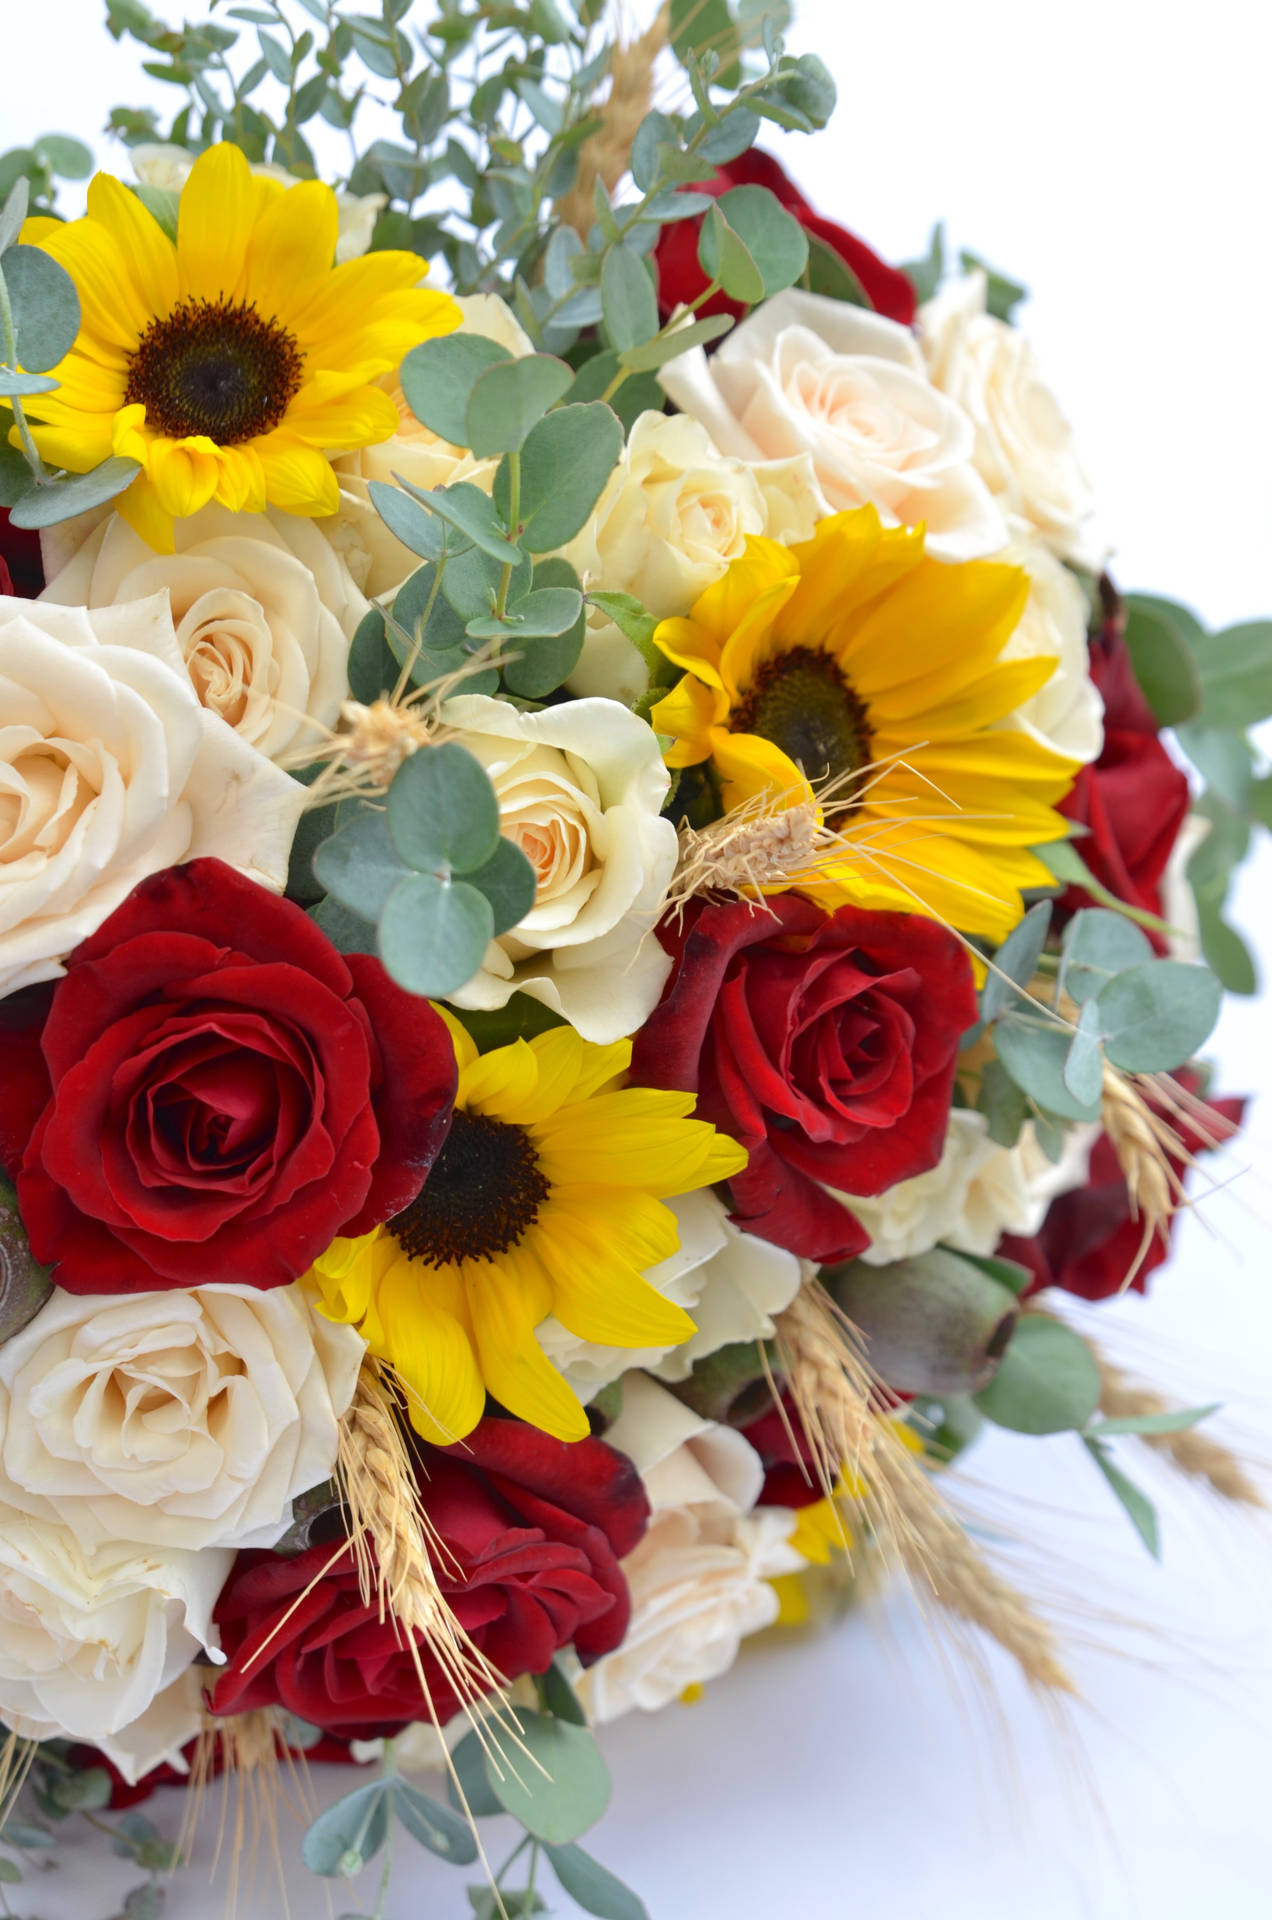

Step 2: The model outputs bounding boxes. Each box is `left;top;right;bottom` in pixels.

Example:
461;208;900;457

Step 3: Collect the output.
325;294;535;600
920;271;1100;567
95;1667;208;1787
41;504;363;763
658;288;1007;562
537;1189;802;1398
0;1283;364;1553
0;1510;228;1744
130;143;387;263
438;694;678;1041
0;595;304;996
845;1108;1098;1266
585;1376;800;1722
996;533;1103;765
563;410;825;703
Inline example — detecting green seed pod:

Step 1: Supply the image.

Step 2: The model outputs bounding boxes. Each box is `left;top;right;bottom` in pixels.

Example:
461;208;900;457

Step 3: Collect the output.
822;1250;1020;1396
668;1340;774;1426
0;1175;52;1346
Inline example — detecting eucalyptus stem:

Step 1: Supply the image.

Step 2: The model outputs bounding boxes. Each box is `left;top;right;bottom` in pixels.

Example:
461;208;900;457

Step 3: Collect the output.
599;273;726;405
0;258;47;484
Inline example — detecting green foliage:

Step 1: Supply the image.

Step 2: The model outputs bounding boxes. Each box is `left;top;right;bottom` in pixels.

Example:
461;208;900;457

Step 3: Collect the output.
1082;1435;1161;1556
973;1315;1101;1436
546;1842;652;1919
1122;595;1203;727
958;247;1027;321
980;900;1051;1021
485;1711;612;1844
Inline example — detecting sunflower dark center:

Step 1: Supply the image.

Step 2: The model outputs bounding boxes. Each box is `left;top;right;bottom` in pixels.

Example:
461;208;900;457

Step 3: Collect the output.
390;1110;549;1269
730;646;873;800
124;295;304;444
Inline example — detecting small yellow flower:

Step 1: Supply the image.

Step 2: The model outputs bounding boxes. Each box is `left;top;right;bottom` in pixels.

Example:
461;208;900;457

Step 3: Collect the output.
650;506;1081;942
12;144;459;549
312;1012;747;1446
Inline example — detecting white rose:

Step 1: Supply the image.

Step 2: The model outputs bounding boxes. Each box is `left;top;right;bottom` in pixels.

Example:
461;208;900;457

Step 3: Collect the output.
41;503;364;764
920;271;1100;567
130;143;387;264
0;595;305;996
585;1376;800;1722
0;1510;228;1744
95;1667;207;1787
658;288;1007;562
845;1109;1098;1265
438;694;678;1042
0;1283;364;1553
326;294;535;600
537;1190;801;1398
1163;814;1209;964
562;410;826;703
997;533;1103;765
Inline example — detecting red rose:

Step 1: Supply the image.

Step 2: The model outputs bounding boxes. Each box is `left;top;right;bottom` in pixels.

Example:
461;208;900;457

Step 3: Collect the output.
999;1081;1245;1301
739;1395;823;1510
0;507;44;598
1057;624;1190;945
629;896;979;1262
210;1417;649;1737
0;859;457;1292
654;148;917;326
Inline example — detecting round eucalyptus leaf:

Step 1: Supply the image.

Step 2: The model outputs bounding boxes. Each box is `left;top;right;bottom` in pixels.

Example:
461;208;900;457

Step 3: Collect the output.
312;808;407;919
710;184;810;296
992;1015;1102;1122
390;1781;478;1865
1059;908;1154;1005
301;1781;391;1878
366;479;447;561
392;559;468;651
347;607;397;703
378;873;494;997
465;834;537;936
33;133;93;179
8;455;141;529
600;242;659;354
484;1711;612;1845
465;352;574;456
973;1315;1101;1436
496;403;623;553
1097;960;1222;1073
386;741;500;875
399;332;512;446
698;200;765;304
4;245;81;371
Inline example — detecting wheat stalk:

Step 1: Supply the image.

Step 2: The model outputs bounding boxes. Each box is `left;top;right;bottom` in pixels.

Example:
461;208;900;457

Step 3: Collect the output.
553;2;671;236
776;1280;1076;1693
1095;1354;1264;1507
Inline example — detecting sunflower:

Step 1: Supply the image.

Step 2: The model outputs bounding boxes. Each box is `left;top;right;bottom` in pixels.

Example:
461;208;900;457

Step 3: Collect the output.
650;506;1081;942
12;144;459;550
311;1012;748;1446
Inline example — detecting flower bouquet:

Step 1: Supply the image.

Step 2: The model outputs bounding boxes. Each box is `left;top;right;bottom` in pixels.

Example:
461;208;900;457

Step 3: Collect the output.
0;1;1267;1915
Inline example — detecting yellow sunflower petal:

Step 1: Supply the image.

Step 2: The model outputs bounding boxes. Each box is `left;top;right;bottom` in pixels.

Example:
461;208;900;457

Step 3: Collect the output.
649;675;722;766
709;728;811;812
85;170;178;319
113;471;174;551
282;376;400;451
467;1252;590;1442
458;1036;541;1117
176;142;284;303
144;435;221;518
251;431;341;516
537;1204;696;1349
378;1263;486;1446
243;179;339;321
689;536;800;647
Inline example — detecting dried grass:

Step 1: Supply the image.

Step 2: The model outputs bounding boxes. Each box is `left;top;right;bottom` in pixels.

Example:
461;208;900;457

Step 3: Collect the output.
776;1279;1076;1694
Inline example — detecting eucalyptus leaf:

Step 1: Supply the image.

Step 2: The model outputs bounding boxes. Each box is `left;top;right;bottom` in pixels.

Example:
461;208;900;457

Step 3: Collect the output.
0;178;29;256
993;1016;1102;1122
393;560;469;654
446;1732;503;1818
709;184;809;297
601;243;659;352
1057;908;1154;1005
347;607;397;703
1096;961;1222;1072
545;1843;650;1920
537;1658;588;1727
465;352;574;456
402;479;521;563
8;455;142;529
390;1782;478;1864
33;134;93;180
976;1056;1028;1148
1087;1404;1220;1437
387;740;500;875
301;1782;391;1877
378;873;493;997
0;369;56;395
1033;837;1174;935
973;1315;1101;1436
497;403;623;552
484;1711;612;1845
309;895;376;956
1062;998;1104;1105
1195;619;1272;728
617;313;733;372
399;333;513;446
463;834;537;936
366;479;449;561
313;809;407;919
4;245;81;370
1082;1436;1161;1557
981;900;1051;1021
1122;596;1203;726
698;200;765;305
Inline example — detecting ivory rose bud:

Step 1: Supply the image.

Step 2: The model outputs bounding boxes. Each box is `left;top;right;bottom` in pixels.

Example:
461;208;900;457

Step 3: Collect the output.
0;1284;365;1551
41;504;363;764
996;533;1103;765
563;410;825;703
658;288;1007;562
537;1189;802;1399
439;693;679;1042
130;143;387;263
585;1375;801;1721
0;595;304;996
844;1109;1097;1266
0;1511;228;1745
920;271;1100;567
325;294;535;600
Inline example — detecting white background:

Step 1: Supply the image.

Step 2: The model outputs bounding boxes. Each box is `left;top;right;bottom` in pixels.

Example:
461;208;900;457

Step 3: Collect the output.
5;2;1272;1916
